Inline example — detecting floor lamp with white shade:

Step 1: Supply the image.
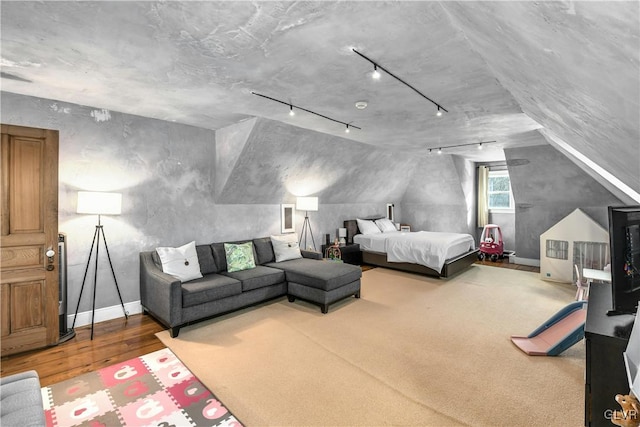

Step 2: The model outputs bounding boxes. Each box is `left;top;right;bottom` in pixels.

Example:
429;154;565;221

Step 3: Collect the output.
296;196;318;251
72;191;128;339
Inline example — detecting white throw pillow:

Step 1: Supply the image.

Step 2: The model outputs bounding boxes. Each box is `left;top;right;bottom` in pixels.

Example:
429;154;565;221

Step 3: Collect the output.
375;218;397;233
155;241;203;283
357;218;382;235
270;234;303;262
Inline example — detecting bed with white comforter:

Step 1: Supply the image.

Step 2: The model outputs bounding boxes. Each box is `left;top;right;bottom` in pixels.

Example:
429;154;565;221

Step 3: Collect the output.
345;217;478;277
354;230;475;273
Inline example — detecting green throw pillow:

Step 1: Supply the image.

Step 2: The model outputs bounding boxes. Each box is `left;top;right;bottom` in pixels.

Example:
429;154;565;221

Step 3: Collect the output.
224;242;256;272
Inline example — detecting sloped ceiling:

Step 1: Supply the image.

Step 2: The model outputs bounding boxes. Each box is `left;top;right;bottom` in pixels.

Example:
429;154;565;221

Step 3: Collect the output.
215;117;419;204
1;1;638;197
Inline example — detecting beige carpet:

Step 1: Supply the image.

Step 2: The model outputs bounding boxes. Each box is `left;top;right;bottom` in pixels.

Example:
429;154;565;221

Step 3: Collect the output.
157;265;585;426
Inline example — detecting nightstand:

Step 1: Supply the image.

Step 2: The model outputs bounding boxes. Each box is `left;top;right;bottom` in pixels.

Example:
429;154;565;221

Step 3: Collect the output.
320;243;362;265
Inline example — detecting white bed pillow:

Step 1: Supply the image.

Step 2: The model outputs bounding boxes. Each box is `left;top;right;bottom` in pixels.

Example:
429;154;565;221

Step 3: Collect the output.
155;241;203;283
375;218;397;233
270;234;303;262
357;218;382;235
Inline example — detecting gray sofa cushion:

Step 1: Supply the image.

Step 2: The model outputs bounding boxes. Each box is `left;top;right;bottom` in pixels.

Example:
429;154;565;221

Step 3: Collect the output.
196;244;217;274
222;265;285;292
267;258;362;291
0;370;45;427
253;237;275;265
181;274;241;308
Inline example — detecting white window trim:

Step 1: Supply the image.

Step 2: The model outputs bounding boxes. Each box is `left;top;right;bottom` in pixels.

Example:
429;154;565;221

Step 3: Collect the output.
488;170;515;213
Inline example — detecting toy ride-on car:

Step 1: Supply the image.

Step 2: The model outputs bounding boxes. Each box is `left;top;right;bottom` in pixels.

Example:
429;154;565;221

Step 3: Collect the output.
478;224;504;262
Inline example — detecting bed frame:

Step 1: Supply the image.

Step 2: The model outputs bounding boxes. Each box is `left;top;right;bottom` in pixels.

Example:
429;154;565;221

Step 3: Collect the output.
344;219;478;278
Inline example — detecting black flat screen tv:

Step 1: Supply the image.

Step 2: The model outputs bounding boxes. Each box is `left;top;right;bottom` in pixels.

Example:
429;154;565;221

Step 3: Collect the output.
607;205;640;315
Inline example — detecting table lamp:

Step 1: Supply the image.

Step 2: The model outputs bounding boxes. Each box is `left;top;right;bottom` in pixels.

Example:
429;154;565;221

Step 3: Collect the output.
339;228;347;245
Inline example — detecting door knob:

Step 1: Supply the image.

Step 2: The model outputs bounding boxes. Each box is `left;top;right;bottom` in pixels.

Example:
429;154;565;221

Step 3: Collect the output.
46;248;55;270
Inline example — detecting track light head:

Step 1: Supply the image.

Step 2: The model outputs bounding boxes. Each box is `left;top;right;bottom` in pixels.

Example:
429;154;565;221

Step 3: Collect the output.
438;148;442;155
478;143;483;150
372;64;381;80
289;105;295;116
353;49;447;115
345;124;350;133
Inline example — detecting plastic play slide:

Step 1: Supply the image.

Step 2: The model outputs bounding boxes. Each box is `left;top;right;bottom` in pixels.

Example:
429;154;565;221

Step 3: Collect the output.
511;301;587;356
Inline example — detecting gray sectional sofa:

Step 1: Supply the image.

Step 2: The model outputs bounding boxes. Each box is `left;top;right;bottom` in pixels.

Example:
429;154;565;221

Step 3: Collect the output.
140;237;362;337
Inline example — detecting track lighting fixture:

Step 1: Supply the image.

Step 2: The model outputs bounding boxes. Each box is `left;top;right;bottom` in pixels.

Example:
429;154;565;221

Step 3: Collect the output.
251;91;361;132
428;140;497;155
352;48;448;117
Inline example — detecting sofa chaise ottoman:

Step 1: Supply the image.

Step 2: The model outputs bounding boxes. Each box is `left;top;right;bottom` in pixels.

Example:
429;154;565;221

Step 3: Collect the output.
269;258;361;313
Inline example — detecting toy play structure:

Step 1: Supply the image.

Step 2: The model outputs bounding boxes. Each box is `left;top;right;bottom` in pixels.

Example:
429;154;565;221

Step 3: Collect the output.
478;224;504;261
511;301;587;356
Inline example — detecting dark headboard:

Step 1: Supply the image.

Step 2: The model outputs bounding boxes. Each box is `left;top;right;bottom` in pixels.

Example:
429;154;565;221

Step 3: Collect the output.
344;216;385;244
343;220;359;244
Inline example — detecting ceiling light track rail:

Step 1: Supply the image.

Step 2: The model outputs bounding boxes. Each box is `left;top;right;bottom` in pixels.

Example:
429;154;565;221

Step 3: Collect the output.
429;140;497;155
251;91;361;132
352;49;448;116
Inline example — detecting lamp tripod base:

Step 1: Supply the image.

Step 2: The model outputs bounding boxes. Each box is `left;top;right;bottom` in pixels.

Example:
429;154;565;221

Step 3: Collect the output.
72;219;128;340
299;213;316;252
58;328;76;344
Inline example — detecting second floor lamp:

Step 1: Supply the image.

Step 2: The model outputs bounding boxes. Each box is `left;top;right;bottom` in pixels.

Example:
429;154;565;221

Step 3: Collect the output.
296;196;318;251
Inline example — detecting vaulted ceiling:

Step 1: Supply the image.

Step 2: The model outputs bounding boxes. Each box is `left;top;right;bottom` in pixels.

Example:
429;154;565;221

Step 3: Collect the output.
1;1;638;200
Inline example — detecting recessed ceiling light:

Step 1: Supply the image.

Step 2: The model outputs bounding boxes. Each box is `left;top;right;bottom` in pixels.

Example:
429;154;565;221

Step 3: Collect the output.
355;101;368;110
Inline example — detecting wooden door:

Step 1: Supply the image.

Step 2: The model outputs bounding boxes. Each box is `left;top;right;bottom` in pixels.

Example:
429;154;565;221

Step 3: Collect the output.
1;124;59;356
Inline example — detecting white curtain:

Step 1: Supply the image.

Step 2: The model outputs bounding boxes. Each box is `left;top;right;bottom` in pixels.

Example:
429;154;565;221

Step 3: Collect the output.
477;165;489;228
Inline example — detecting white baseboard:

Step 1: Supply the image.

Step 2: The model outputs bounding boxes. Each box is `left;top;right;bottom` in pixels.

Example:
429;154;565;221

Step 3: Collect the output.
68;300;142;328
514;257;541;267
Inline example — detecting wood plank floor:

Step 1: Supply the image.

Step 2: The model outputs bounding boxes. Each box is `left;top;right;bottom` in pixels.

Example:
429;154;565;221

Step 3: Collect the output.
475;257;540;272
0;314;166;387
1;260;538;387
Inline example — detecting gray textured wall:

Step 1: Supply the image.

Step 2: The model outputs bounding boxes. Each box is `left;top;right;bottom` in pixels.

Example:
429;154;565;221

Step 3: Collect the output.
506;144;622;259
2;92;218;313
215;117;420;205
400;154;474;237
0;92;408;314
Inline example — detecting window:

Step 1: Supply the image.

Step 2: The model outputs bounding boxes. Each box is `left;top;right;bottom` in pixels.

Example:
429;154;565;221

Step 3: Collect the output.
546;240;569;260
488;170;514;211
